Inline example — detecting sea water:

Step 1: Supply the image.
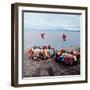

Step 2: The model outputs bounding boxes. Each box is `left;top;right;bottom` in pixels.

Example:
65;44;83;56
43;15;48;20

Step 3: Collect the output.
24;30;80;50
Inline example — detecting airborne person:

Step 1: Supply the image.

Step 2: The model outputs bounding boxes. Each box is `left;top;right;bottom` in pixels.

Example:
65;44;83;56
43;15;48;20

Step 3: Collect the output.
41;33;46;40
62;33;67;41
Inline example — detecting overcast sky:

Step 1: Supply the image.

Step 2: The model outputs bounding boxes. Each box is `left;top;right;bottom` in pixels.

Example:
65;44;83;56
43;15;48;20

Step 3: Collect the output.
24;12;80;31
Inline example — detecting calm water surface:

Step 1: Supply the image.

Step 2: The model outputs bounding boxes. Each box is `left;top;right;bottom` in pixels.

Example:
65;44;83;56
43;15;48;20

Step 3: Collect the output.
24;30;80;50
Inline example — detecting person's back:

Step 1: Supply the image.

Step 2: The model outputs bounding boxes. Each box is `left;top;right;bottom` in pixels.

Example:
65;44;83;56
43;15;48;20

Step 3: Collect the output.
43;48;50;59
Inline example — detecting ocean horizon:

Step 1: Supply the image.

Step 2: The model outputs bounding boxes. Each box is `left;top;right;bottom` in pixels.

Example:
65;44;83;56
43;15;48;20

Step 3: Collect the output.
24;28;80;32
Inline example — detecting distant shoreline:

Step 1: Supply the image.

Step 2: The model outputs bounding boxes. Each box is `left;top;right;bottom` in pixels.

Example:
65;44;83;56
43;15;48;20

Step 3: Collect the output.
25;29;80;32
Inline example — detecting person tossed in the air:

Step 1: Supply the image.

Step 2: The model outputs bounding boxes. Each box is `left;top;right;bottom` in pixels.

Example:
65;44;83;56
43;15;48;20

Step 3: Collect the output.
41;33;46;40
62;33;67;41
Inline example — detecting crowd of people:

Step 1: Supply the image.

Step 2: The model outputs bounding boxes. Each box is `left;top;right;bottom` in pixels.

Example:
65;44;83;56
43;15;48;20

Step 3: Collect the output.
25;45;80;65
55;48;80;65
25;45;55;60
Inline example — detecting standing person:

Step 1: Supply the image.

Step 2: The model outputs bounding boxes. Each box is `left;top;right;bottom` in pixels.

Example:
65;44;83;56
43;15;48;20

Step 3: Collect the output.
43;46;50;59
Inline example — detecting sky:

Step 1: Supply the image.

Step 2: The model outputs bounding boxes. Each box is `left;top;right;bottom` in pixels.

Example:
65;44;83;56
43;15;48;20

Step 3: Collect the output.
24;12;81;31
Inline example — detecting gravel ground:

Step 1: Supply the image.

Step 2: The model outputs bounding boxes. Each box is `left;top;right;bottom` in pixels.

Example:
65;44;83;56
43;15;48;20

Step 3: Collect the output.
23;57;80;77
